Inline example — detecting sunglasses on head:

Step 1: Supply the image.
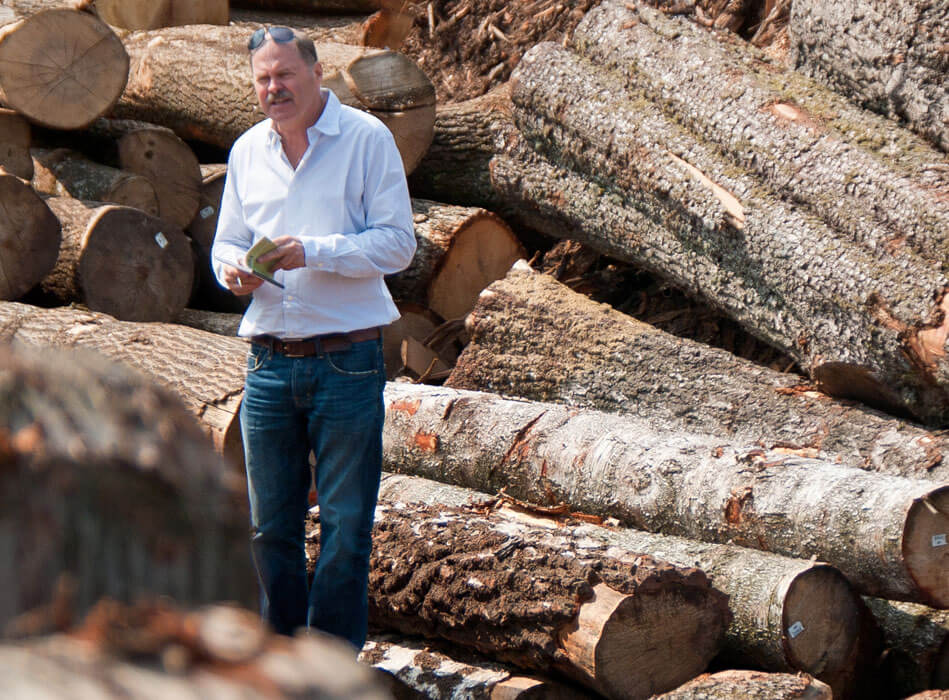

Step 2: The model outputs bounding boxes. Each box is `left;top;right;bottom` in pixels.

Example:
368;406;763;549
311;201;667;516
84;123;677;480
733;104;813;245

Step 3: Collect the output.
248;26;295;52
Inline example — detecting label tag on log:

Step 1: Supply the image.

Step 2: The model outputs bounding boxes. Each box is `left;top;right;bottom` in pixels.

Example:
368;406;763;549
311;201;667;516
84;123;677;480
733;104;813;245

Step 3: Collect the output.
934;534;947;547
787;621;804;638
201;206;215;219
155;232;169;249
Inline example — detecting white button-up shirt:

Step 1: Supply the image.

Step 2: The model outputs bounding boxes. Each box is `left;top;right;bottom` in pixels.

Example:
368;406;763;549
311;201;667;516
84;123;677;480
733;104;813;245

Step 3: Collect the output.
211;89;416;339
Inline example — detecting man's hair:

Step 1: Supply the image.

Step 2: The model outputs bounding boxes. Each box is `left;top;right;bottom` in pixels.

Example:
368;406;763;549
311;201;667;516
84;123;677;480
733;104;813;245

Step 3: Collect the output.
249;29;319;67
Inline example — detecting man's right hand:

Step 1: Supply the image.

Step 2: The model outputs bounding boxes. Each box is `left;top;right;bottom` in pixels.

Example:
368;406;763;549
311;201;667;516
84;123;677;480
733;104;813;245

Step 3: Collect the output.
223;265;263;296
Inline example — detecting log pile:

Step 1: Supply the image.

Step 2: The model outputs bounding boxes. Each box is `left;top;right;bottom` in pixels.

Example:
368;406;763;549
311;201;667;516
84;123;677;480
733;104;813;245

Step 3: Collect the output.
0;0;947;698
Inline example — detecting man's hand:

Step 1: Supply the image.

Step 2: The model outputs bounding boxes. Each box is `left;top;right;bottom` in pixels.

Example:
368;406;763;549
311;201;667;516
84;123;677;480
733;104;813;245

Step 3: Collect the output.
257;235;305;271
222;265;263;295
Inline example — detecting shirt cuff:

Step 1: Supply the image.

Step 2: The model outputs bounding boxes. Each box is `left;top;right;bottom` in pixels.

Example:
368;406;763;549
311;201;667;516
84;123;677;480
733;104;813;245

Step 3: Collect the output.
303;237;331;272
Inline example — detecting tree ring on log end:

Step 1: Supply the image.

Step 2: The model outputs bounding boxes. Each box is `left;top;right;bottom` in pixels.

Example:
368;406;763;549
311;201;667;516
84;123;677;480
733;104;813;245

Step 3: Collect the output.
781;564;862;688
903;486;949;609
346;51;436;111
0;174;60;300
0;10;128;130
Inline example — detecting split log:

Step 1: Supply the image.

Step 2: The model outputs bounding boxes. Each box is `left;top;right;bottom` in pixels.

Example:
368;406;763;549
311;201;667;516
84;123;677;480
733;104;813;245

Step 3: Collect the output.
381;303;446;380
318;501;731;699
864;598;949;696
0;169;60;300
1;602;388;699
113;26;436;172
31;148;159;217
362;635;592;699
41;196;194;322
387;199;524;322
790;0;949;153
376;472;878;698
0;302;247;469
0;7;128;129
0;108;31;179
0;343;255;628
448;263;949;483
654;670;832;700
381;382;949;608
95;0;229;30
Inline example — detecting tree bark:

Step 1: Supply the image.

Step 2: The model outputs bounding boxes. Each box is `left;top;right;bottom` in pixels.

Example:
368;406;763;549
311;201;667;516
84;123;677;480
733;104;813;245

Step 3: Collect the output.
40;196;194;323
229;9;368;46
0;302;247;469
0;170;60;300
0;108;31;179
0;343;255;628
375;472;878;698
381;382;949;608
448;263;949;484
31;148;159;217
386;199;524;322
95;0;229;29
0;7;128;129
230;0;392;12
654;670;831;700
173;308;243;338
317;501;730;700
789;0;949;153
864;597;949;696
113;25;435;172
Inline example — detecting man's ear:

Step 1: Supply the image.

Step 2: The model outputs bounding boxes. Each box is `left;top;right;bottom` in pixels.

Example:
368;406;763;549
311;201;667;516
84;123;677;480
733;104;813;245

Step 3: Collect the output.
313;62;323;83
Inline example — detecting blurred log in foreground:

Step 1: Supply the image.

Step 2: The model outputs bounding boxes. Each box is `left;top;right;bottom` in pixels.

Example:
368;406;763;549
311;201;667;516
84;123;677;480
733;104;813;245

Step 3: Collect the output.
0;343;254;631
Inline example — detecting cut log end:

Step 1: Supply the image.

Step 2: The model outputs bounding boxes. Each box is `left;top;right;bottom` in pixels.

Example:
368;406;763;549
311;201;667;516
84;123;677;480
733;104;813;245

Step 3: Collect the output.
346;50;436;111
375;104;436;175
0;10;128;129
0;173;60;300
904;486;949;609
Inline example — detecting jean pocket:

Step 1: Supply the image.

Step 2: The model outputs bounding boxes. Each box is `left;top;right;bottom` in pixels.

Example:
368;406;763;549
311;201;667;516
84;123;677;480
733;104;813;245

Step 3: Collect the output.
325;340;381;377
247;346;267;373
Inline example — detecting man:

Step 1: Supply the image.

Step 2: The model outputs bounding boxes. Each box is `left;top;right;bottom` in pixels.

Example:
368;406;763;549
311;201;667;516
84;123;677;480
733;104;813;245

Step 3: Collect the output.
211;26;416;650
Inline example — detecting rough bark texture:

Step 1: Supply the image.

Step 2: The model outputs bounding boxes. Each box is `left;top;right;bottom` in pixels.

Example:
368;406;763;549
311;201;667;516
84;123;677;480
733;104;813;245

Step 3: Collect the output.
0;7;128;129
0;343;255;629
0;171;60;301
230;0;388;12
375;472;877;698
448;263;949;483
113;25;435;172
2;603;388;699
41;196;194;323
654;670;832;700
790;0;949;153
0;302;248;469
865;597;949;696
229;9;367;45
313;502;729;699
381;382;949;607
174;308;244;338
0;107;31;179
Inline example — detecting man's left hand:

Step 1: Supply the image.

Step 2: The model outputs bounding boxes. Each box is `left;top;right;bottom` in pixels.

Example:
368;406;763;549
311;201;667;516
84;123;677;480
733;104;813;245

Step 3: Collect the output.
257;235;306;271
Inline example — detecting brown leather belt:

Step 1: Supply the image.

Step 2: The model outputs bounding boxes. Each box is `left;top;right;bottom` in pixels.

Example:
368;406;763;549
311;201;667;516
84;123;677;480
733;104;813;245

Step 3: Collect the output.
252;327;380;357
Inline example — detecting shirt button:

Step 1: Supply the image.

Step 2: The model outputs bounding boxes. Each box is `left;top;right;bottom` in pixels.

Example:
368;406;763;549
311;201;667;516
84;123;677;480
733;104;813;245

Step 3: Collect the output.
287;295;294;301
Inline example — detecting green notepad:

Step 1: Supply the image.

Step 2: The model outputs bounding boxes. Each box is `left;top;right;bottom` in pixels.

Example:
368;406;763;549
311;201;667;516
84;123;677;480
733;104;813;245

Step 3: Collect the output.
244;237;284;288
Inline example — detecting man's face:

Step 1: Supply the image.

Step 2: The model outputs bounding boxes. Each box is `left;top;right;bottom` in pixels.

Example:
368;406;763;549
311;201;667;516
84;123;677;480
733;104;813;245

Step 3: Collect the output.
251;39;322;129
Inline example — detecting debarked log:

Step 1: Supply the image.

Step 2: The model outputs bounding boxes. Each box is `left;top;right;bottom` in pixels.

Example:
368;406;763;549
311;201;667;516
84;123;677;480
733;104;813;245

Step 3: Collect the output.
447;262;949;484
0;302;247;469
0;343;254;629
0;7;128;129
113;25;435;172
41;196;194;322
319;501;731;700
0;169;60;300
376;472;878;698
381;382;949;608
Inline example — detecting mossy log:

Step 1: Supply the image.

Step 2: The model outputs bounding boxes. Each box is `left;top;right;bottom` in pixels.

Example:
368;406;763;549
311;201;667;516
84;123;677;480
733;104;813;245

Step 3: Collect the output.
0;170;60;301
0;7;128;129
0;343;255;629
0;108;31;179
790;0;949;153
113;25;435;172
654;671;831;700
376;472;878;698
318;501;730;699
0;302;247;469
381;382;949;608
41;196;193;322
448;263;949;483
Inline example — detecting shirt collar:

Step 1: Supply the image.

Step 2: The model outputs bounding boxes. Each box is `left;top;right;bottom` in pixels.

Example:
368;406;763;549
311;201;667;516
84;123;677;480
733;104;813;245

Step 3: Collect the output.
265;88;341;146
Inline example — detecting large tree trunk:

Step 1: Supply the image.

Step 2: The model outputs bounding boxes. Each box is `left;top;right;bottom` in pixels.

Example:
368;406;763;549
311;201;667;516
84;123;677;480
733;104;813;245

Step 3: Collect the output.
790;0;949;153
448;263;949;483
0;342;255;628
0;108;31;179
375;472;878;698
316;501;730;700
95;0;229;30
0;302;247;468
0;170;60;300
0;7;128;129
655;670;832;700
113;25;435;172
41;196;194;322
381;382;949;608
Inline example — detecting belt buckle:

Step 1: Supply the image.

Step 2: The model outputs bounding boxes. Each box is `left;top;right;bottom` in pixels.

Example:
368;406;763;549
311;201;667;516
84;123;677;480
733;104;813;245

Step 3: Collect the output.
282;339;309;358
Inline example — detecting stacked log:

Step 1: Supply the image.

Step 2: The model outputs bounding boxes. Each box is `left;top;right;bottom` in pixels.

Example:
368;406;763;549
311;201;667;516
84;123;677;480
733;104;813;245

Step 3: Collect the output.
654;671;832;700
0;108;31;179
0;170;60;300
94;0;230;30
0;342;255;628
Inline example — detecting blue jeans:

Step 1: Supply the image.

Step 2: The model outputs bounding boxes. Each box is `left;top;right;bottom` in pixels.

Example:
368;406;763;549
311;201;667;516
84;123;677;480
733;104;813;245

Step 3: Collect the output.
239;337;385;648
